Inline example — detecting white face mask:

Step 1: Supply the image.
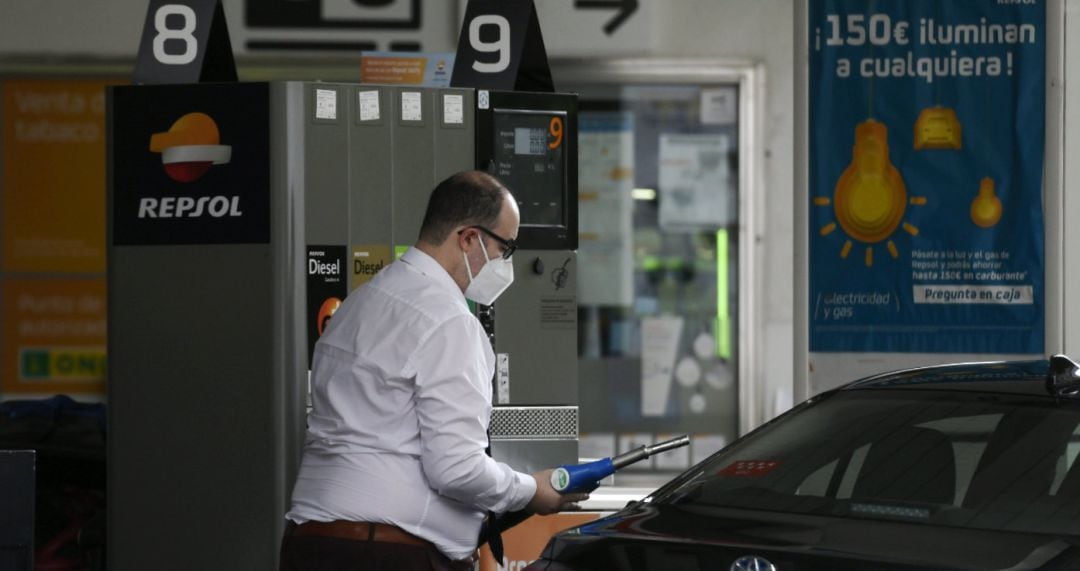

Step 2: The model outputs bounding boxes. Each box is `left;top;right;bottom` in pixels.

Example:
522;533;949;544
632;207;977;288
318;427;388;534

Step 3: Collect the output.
463;238;514;305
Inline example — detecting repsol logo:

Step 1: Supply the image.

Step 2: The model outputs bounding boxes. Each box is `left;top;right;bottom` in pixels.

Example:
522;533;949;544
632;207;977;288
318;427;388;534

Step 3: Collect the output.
137;195;243;218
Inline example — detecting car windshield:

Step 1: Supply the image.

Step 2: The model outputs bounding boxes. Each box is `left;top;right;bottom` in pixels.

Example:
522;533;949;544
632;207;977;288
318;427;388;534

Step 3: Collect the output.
659;389;1080;535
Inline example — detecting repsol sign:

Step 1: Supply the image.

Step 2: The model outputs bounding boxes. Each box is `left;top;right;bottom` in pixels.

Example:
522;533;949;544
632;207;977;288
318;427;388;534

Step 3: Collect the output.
110;83;270;245
137;195;243;218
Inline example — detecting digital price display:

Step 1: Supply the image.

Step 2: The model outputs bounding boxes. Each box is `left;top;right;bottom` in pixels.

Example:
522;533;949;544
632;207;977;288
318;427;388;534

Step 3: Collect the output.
493;109;566;228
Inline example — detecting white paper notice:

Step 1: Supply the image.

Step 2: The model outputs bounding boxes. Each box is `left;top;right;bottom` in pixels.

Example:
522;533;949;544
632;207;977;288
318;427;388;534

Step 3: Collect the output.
315;89;337;120
443;94;464;124
358;90;380;121
700;87;737;125
659;134;733;229
401;91;422;121
641;316;684;416
496;353;510;404
577;112;635;307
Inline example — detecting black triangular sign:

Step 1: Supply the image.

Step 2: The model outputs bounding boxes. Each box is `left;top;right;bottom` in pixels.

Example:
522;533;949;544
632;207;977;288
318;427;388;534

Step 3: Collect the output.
133;0;238;85
514;2;554;92
451;0;555;92
200;1;238;82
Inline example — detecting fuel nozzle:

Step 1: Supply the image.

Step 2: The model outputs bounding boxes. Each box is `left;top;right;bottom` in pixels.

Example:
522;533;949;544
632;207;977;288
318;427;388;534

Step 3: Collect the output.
550;435;691;494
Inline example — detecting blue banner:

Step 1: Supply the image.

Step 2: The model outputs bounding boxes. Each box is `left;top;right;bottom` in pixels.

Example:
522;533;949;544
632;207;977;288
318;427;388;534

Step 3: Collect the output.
809;0;1045;353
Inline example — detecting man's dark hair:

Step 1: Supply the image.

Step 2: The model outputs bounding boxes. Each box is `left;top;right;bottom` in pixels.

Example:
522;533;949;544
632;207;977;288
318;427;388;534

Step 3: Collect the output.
418;171;509;245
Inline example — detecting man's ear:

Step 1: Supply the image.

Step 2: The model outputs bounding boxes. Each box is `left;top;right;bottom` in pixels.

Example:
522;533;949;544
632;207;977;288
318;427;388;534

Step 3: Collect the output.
457;227;476;250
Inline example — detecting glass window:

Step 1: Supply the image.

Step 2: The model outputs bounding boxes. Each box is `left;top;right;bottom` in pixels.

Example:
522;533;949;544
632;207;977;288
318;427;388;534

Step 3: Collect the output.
659;390;1080;535
554;62;747;484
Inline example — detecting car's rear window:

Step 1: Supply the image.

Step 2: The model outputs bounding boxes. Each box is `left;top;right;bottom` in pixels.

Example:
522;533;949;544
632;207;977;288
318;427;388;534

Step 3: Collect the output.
660;389;1080;535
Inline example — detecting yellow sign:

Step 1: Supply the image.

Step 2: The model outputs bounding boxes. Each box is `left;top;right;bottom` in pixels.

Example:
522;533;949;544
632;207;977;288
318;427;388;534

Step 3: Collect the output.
19;347;107;381
359;52;454;87
2;278;107;395
361;56;428;84
2;79;120;273
351;245;391;291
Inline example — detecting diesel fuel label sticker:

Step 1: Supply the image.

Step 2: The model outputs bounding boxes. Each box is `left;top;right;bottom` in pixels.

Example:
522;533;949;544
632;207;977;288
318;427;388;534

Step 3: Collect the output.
307;245;347;368
351;245;391;291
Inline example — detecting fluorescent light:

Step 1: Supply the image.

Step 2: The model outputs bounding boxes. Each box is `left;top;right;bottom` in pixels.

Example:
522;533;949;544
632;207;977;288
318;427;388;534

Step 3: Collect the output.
632;188;657;200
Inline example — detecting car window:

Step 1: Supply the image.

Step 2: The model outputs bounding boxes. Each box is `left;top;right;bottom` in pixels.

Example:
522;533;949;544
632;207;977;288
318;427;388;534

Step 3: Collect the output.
659;390;1080;535
1049;422;1080;494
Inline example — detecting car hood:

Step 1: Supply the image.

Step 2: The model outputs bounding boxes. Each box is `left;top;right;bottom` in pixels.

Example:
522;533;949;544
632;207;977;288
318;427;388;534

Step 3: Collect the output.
536;502;1080;571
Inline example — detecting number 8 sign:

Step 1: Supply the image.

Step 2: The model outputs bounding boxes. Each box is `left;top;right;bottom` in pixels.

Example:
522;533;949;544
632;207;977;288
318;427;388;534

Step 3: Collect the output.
451;0;553;92
134;0;237;84
152;5;198;65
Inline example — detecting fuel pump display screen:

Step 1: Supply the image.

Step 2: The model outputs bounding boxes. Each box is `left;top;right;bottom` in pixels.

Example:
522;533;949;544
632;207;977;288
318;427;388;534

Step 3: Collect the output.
493;109;567;228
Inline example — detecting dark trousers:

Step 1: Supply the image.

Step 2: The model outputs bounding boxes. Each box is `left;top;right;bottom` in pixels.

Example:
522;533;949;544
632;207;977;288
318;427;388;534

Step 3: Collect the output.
279;522;473;571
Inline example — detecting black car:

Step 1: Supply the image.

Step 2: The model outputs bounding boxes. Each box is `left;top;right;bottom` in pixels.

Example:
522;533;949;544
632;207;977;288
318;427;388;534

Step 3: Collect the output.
528;356;1080;570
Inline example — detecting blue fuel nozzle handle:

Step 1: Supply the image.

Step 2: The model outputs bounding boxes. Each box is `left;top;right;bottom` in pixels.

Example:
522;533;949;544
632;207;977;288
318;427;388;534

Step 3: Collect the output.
549;435;691;495
550;458;614;494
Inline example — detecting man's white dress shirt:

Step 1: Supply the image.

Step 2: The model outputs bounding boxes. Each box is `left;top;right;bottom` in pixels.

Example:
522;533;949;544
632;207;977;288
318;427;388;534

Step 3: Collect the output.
286;247;536;560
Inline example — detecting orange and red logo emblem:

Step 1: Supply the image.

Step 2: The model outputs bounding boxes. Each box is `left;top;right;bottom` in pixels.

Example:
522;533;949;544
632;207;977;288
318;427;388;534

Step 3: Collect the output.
317;297;342;336
149;112;231;182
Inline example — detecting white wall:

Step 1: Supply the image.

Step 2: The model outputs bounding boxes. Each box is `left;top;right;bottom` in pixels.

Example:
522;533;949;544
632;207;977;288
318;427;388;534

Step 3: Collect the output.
0;0;797;426
1065;0;1080;357
0;1;145;57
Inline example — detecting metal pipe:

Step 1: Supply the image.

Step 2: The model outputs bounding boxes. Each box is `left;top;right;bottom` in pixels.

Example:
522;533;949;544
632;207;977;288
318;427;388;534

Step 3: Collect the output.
611;434;690;469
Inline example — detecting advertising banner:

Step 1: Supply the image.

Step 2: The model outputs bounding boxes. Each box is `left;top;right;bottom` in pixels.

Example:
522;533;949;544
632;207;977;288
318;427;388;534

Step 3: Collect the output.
360;52;455;87
3;79;116;273
2;78;119;397
2;279;106;396
808;0;1045;353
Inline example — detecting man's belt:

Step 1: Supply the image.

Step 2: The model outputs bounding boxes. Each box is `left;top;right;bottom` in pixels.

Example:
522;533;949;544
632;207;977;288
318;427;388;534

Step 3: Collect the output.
291;520;433;549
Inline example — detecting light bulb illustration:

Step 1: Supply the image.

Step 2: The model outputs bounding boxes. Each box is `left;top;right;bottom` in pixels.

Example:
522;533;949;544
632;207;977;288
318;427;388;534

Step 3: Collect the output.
970;177;1002;228
816;119;925;267
914;106;962;150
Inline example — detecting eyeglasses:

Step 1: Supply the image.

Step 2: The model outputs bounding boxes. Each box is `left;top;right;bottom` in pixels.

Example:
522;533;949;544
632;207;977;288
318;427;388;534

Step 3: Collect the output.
460;225;517;260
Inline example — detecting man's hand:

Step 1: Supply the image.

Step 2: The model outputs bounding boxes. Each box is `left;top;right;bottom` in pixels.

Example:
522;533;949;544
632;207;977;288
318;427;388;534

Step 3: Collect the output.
526;469;589;515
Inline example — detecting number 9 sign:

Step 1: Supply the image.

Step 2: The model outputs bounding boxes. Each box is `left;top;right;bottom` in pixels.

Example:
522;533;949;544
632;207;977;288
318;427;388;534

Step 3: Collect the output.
469;15;511;74
451;0;552;91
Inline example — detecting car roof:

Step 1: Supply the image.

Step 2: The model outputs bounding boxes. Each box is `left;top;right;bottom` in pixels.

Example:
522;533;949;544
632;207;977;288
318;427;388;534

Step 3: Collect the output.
841;358;1055;397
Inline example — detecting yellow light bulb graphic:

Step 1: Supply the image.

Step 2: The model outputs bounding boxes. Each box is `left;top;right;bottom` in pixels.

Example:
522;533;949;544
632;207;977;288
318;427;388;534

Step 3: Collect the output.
835;119;907;249
970;177;1002;228
816;120;924;267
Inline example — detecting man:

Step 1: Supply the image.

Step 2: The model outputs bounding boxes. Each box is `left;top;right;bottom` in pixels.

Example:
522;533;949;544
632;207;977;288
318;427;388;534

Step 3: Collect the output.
281;171;586;570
